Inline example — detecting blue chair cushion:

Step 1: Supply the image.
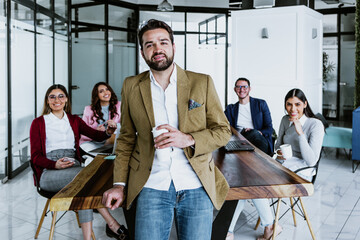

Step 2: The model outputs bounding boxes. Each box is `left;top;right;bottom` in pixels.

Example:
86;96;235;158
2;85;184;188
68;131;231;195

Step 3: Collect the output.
322;126;352;150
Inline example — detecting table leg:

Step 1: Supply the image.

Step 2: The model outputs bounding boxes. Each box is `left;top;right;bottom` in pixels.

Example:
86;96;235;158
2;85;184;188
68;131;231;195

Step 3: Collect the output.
211;200;238;240
49;211;57;240
299;197;316;240
272;198;281;240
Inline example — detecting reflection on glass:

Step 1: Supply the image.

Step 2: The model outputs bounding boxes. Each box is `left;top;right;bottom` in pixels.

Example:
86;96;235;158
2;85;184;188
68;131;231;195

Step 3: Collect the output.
76;5;104;25
36;31;53;117
55;34;68;89
37;0;51;9
55;0;68;18
341;13;355;32
0;5;7;177
140;11;185;31
36;12;52;32
11;5;35;171
322;37;338;118
71;36;106;115
108;30;136;100
323;14;337;33
55;19;68;36
109;5;135;29
340;36;355;123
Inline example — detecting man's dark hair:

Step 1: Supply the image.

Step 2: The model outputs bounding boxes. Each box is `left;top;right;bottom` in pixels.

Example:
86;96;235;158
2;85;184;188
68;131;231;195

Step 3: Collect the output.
235;77;250;87
138;19;174;50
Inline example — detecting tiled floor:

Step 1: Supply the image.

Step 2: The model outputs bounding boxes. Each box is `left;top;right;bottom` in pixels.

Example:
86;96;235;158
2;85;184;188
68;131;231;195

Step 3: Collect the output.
0;148;359;240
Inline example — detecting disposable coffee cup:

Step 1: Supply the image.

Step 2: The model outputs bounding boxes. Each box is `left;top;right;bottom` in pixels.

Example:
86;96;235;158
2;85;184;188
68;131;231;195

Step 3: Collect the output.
152;127;171;162
274;144;293;160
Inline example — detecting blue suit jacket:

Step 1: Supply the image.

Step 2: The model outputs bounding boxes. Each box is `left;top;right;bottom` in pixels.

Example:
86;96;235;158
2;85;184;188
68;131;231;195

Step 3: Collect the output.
224;97;274;152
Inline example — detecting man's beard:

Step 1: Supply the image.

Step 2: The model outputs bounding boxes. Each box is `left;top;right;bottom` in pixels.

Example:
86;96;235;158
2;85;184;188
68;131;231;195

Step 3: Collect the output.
145;53;174;71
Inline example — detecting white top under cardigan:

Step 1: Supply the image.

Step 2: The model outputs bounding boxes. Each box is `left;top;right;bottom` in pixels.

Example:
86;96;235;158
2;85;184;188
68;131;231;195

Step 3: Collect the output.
44;112;75;153
275;114;324;181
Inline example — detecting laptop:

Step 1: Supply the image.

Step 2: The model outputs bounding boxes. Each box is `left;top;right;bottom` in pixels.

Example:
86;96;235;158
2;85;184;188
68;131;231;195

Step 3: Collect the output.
224;135;255;152
87;124;120;156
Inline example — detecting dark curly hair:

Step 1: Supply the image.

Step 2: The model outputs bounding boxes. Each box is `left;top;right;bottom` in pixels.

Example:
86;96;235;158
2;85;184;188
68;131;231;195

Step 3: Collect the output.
90;82;119;125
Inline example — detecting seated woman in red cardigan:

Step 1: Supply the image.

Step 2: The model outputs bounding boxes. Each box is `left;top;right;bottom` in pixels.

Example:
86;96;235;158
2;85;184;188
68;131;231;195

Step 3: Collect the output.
30;84;128;240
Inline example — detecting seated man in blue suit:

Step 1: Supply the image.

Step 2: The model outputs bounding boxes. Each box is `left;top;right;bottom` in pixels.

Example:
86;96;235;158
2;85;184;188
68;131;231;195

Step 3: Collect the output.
225;77;273;155
224;78;280;240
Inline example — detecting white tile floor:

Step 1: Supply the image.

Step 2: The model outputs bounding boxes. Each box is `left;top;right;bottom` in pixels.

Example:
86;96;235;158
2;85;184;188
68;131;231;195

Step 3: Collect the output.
0;147;359;240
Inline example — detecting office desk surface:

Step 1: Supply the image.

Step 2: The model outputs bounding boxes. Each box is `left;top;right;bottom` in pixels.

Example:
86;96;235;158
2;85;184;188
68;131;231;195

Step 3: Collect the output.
50;133;313;211
215;132;313;200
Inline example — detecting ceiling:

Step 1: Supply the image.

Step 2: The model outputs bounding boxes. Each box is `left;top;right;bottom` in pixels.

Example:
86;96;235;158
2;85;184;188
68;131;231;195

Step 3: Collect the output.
69;0;356;10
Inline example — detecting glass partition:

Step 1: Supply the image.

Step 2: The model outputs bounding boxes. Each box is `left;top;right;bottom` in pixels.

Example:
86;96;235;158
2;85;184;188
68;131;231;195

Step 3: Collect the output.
322;37;338;118
11;3;35;172
73;4;104;25
36;13;53;117
0;1;7;179
323;14;337;33
55;0;68;18
55;33;68;88
108;30;136;100
72;37;106;115
140;11;185;31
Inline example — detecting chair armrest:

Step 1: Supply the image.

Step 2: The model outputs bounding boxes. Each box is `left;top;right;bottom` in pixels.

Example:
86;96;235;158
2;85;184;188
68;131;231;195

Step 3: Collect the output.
294;165;316;174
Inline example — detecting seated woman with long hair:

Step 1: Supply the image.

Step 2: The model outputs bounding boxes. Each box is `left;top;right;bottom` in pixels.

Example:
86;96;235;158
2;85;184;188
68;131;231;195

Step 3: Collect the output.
275;88;325;181
80;82;121;147
30;84;127;240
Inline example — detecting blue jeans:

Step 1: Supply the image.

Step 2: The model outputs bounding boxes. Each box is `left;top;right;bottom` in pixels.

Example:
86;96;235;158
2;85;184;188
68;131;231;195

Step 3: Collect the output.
135;182;213;240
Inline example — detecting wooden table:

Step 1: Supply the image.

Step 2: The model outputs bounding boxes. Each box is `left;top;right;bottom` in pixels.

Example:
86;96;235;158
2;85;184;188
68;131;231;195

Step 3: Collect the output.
211;129;315;240
49;130;315;240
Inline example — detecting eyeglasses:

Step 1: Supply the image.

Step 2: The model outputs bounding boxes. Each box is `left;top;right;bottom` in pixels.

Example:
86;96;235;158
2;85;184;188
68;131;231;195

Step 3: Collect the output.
48;94;66;101
235;85;249;90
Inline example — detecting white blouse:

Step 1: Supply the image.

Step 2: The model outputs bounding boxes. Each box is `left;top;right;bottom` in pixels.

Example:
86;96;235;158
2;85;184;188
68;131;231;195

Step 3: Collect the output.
44;112;75;153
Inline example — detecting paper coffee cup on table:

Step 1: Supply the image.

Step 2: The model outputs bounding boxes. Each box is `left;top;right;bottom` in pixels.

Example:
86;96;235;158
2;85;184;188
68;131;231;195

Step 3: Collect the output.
152;127;171;162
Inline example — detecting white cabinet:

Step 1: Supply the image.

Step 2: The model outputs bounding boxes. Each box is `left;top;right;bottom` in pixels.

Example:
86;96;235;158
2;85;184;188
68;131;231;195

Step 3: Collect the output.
230;6;323;131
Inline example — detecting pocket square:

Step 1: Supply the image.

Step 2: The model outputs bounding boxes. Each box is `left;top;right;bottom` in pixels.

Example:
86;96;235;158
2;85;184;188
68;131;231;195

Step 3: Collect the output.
188;99;202;110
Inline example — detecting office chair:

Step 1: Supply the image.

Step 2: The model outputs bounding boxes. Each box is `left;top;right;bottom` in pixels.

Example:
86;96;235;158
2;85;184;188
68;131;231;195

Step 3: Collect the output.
30;161;95;240
254;153;321;240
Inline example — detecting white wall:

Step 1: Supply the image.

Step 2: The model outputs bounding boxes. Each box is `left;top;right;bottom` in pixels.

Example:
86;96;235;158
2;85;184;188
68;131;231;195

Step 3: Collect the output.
230;6;323;132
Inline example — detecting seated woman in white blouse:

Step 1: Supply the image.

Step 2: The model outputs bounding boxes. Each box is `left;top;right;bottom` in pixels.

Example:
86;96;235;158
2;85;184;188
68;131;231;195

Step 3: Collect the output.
30;84;128;240
275;88;325;181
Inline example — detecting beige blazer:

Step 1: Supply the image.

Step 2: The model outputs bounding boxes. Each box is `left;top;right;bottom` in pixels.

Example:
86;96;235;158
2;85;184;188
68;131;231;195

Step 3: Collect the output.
114;65;231;210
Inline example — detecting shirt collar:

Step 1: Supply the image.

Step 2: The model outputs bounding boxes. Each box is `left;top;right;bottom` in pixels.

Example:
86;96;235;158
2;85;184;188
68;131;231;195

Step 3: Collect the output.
289;114;307;126
48;111;69;122
149;63;177;85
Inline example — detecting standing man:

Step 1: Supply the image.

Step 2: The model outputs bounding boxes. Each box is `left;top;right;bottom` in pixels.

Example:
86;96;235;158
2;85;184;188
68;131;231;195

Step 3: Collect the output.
102;19;231;240
224;77;273;155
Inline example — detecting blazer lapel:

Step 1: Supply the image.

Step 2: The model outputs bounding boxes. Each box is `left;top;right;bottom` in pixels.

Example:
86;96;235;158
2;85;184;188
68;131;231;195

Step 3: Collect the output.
176;65;190;132
139;72;155;128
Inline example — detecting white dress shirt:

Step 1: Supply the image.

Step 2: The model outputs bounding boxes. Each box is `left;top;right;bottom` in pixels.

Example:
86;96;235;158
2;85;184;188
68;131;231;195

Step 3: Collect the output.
44;112;75;153
236;102;254;131
143;66;202;191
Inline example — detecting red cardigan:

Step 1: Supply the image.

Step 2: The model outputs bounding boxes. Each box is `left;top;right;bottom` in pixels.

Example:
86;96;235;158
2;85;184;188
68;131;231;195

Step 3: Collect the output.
30;113;109;183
